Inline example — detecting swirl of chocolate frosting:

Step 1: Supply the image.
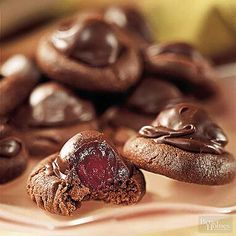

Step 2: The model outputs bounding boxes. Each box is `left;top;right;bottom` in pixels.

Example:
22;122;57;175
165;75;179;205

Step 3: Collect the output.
139;103;228;154
51;17;121;67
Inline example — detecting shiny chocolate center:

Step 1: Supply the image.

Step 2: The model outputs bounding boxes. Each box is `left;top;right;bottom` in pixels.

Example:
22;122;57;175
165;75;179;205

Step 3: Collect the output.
52;19;121;67
139;103;227;154
0;139;21;158
0;54;39;78
27;82;94;127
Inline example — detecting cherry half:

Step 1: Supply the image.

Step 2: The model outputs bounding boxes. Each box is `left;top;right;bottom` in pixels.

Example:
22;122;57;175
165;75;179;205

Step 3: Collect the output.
55;132;130;191
76;141;129;190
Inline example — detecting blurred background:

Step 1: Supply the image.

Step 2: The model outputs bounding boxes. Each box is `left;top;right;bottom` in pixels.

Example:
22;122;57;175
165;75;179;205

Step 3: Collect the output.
1;0;236;64
0;2;236;235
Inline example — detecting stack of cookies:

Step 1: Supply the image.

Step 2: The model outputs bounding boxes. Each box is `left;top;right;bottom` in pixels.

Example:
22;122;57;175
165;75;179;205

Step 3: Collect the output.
1;6;235;216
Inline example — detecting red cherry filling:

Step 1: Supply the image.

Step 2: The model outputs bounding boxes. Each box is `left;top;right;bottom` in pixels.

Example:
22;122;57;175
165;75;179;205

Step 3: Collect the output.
76;141;129;190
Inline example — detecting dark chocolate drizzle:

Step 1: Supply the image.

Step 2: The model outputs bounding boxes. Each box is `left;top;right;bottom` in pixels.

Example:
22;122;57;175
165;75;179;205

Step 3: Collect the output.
52;18;121;67
139;125;195;138
139;103;228;154
0;139;21;158
45;161;67;179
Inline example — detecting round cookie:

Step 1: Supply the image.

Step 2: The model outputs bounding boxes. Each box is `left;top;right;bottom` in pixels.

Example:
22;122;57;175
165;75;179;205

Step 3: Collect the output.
101;106;153;132
0;54;39;116
101;106;151;153
27;130;146;216
11;82;97;157
102;78;183;130
143;42;218;99
123;102;236;185
126;77;182;115
100;78;183;150
0;136;28;184
36;13;142;92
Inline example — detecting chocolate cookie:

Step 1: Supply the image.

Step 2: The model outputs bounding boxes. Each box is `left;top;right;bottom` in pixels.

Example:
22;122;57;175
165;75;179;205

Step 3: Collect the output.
126;78;182;115
123;102;236;185
102;78;183;128
143;42;218;99
27;130;146;215
36;13;142;92
101;78;183;150
102;126;137;154
0;122;28;184
100;106;151;153
104;6;153;49
0;54;39;116
101;106;153;132
11;82;97;157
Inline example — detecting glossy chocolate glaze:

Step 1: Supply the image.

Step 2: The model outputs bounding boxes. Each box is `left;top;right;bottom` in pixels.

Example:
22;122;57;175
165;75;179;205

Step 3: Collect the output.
47;132;130;190
139;103;228;154
0;139;21;158
104;6;153;43
52;18;121;67
13;82;95;127
0;54;39;78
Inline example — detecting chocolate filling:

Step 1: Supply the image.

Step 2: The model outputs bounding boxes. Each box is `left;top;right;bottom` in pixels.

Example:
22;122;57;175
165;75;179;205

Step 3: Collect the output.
0;139;21;158
52;18;122;67
139;103;227;154
13;82;95;127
